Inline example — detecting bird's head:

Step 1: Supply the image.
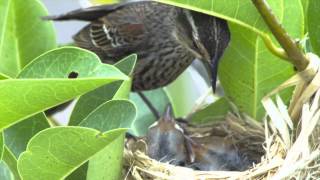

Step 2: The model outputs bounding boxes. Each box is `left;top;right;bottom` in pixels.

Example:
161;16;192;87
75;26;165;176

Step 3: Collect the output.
177;10;230;92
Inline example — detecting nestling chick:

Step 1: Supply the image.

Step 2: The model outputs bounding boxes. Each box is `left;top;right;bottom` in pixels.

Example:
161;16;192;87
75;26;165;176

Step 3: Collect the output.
146;105;188;165
146;107;252;170
188;136;251;171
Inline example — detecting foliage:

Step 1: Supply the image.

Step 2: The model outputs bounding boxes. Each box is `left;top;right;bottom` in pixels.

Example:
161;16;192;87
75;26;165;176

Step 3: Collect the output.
159;0;305;120
308;0;320;56
190;97;230;124
0;0;319;179
18;128;126;180
0;0;56;77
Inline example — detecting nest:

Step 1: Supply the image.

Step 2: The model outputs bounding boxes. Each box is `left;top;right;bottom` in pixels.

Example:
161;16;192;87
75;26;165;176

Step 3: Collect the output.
123;54;320;180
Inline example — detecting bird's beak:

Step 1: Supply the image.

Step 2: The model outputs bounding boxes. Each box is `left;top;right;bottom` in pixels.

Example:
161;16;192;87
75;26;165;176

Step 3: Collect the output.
209;55;219;93
202;57;219;93
163;104;173;122
194;40;220;93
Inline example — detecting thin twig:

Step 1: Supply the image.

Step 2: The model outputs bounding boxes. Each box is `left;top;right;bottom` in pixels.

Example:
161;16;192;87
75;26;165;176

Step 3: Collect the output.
138;92;160;119
252;0;309;71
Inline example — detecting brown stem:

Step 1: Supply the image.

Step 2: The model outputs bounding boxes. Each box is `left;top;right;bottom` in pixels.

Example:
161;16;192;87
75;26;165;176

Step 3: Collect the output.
252;0;309;71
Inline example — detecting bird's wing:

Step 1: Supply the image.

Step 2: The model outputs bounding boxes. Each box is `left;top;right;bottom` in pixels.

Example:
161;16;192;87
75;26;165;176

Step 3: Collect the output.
88;18;145;50
72;2;154;61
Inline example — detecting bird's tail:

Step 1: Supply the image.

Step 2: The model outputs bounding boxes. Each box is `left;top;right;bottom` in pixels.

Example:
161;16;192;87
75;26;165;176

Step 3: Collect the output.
42;1;136;21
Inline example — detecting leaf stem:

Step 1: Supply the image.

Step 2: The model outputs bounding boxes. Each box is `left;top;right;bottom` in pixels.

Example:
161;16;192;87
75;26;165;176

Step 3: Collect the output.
252;0;309;71
260;33;289;60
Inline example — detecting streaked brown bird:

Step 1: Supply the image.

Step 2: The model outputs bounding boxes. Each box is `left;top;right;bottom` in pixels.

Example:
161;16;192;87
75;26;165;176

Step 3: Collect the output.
45;1;230;91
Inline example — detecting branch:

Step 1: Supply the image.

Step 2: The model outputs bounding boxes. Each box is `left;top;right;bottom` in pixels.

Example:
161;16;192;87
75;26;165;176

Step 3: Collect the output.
252;0;309;71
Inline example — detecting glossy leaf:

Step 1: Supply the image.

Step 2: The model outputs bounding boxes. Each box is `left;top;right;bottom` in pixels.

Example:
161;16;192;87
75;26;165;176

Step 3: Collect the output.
0;73;9;80
2;147;19;180
130;89;170;136
301;0;309;32
111;55;135;99
301;0;309;13
66;164;88;180
0;0;56;77
0;161;13;180
219;24;295;120
67;56;136;179
87;132;125;180
69;54;136;125
159;0;304;38
69;81;122;126
78;100;135;179
0;133;3;159
308;0;320;56
18;127;126;180
0;47;127;130
18;47;126;79
79;100;136;132
159;0;303;120
191;98;230;124
158;0;266;33
70;100;135;179
4;113;50;158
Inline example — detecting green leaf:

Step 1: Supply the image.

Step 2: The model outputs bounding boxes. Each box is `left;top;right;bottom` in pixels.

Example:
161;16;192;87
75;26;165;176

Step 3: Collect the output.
157;1;303;120
0;133;3;160
158;0;266;34
79;100;136;132
69;81;123;126
0;161;14;180
18;47;126;79
158;0;304;38
219;24;295;120
2;147;19;180
4;113;49;158
300;0;309;17
0;79;122;130
190;98;230;124
87;132;125;180
0;0;56;77
308;0;320;56
72;100;135;179
69;54;136;126
301;0;309;32
0;73;10;80
66;164;88;180
129;89;170;136
17;127;127;180
112;55;136;99
0;47;127;130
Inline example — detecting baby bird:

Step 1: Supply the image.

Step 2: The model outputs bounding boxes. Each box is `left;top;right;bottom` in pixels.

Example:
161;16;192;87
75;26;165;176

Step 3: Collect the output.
146;105;188;165
146;106;252;170
188;136;251;171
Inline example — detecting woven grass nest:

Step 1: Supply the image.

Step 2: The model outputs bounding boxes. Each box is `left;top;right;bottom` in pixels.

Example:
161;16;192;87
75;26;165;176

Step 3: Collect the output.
123;54;320;180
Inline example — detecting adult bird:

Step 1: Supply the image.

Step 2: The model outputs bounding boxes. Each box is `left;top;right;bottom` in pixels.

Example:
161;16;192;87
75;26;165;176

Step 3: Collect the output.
45;0;230;92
